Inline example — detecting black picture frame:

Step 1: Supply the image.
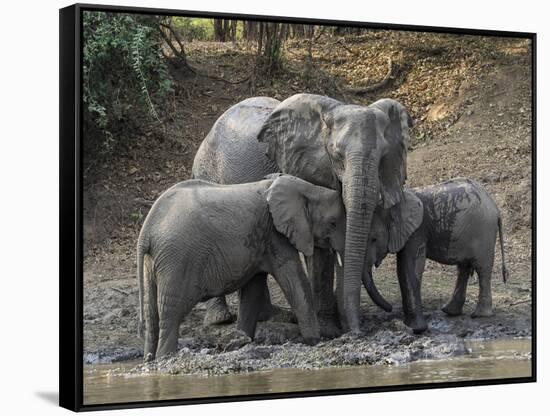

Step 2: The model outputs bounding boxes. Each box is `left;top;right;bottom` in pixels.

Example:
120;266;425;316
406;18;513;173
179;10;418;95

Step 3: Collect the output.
60;3;537;411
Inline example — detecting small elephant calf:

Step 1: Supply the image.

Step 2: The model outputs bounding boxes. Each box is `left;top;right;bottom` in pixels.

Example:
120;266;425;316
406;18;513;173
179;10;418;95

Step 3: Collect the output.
366;178;508;332
137;175;346;360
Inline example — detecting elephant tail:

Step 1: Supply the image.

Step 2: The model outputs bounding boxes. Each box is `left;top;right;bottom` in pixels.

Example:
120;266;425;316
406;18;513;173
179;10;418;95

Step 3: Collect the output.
137;238;150;339
498;215;509;284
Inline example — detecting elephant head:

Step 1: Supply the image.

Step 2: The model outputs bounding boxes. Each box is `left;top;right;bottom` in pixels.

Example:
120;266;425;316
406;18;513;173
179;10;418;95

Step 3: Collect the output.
265;174;346;257
257;94;412;332
363;189;424;313
366;189;424;274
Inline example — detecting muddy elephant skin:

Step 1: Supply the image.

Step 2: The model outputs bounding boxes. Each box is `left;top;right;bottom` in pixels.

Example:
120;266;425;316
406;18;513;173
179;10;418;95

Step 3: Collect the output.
193;94;413;334
366;178;508;333
137;175;346;360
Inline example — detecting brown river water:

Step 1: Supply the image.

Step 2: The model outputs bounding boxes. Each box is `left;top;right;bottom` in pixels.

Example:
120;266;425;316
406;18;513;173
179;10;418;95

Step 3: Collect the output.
83;338;531;405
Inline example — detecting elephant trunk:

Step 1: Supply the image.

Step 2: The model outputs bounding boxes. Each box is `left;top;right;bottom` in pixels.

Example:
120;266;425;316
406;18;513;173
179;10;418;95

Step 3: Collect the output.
339;155;379;333
362;267;393;312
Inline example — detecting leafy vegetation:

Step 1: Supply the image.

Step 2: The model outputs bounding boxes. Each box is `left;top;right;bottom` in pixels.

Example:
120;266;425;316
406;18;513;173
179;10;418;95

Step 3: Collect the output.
171;17;214;41
83;12;173;146
82;13;299;147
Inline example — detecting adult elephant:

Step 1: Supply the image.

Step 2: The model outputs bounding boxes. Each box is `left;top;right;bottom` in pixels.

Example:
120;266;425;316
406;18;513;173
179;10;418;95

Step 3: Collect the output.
193;94;413;334
193;97;282;326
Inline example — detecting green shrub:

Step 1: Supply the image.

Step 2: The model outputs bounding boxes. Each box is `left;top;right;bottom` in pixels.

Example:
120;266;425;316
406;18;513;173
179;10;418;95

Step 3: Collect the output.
83;11;173;146
171;17;214;41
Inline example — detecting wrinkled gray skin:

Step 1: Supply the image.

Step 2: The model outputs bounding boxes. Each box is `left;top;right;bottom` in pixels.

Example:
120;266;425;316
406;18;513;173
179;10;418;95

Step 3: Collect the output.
366;178;509;333
137;175;346;360
193;97;281;326
193;94;413;334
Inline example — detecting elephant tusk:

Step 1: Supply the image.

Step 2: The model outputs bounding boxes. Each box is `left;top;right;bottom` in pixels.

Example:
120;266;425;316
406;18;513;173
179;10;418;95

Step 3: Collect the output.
336;252;343;267
299;252;309;278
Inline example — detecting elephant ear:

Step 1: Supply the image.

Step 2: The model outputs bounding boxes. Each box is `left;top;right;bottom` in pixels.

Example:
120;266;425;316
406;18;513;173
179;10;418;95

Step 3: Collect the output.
265;176;314;256
387;189;423;253
257;94;342;186
370;98;413;209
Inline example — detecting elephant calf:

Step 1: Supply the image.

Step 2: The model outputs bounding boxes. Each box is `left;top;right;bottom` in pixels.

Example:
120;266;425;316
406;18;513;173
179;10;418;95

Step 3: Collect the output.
366;178;508;332
137;174;346;361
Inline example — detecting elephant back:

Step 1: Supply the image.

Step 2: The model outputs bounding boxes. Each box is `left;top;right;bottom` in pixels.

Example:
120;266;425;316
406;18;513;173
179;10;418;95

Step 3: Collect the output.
192;97;280;184
415;178;499;262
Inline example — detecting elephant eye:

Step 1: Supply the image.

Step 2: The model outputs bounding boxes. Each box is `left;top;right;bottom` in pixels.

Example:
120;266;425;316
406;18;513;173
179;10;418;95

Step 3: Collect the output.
328;219;341;230
332;150;343;161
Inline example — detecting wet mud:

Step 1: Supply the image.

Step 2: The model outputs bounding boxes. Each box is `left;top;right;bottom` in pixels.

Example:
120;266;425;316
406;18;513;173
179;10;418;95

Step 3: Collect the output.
84;338;531;404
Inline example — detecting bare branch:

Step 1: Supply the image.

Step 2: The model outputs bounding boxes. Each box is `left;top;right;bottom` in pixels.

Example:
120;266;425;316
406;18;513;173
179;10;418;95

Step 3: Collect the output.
133;197;154;207
333;38;360;55
346;57;398;95
158;26;193;72
313;26;326;42
110;287;130;296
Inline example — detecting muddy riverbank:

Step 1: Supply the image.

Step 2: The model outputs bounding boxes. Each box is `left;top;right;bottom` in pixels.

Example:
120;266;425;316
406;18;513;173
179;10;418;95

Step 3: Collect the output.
115;320;530;377
84;338;532;405
83;267;532;368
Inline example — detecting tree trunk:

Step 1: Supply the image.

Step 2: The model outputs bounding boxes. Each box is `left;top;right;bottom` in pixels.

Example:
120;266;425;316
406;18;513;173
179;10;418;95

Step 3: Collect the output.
213;19;223;41
222;19;230;42
230;20;237;43
214;19;235;42
305;25;315;86
244;21;257;42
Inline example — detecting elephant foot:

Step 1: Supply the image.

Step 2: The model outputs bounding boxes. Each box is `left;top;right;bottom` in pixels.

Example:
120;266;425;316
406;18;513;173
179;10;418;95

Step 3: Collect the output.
258;304;298;323
340;329;364;339
222;330;253;352
144;352;154;363
203;302;234;326
441;300;464;317
404;314;428;334
270;306;298;323
319;316;342;339
302;336;321;346
257;303;274;322
236;315;257;339
471;305;493;318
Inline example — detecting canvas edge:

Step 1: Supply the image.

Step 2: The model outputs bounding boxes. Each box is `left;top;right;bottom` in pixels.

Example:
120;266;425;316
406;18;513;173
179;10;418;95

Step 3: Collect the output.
59;3;84;412
58;3;537;412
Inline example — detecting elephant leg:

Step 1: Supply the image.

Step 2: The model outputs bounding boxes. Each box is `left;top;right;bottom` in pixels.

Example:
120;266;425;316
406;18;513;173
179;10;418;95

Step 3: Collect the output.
256;278;295;322
156;282;195;358
237;275;294;323
472;259;494;318
203;296;233;326
257;279;298;323
396;235;427;334
204;290;275;326
307;248;341;338
237;274;267;338
271;238;320;344
256;281;273;321
156;319;180;359
442;264;472;316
